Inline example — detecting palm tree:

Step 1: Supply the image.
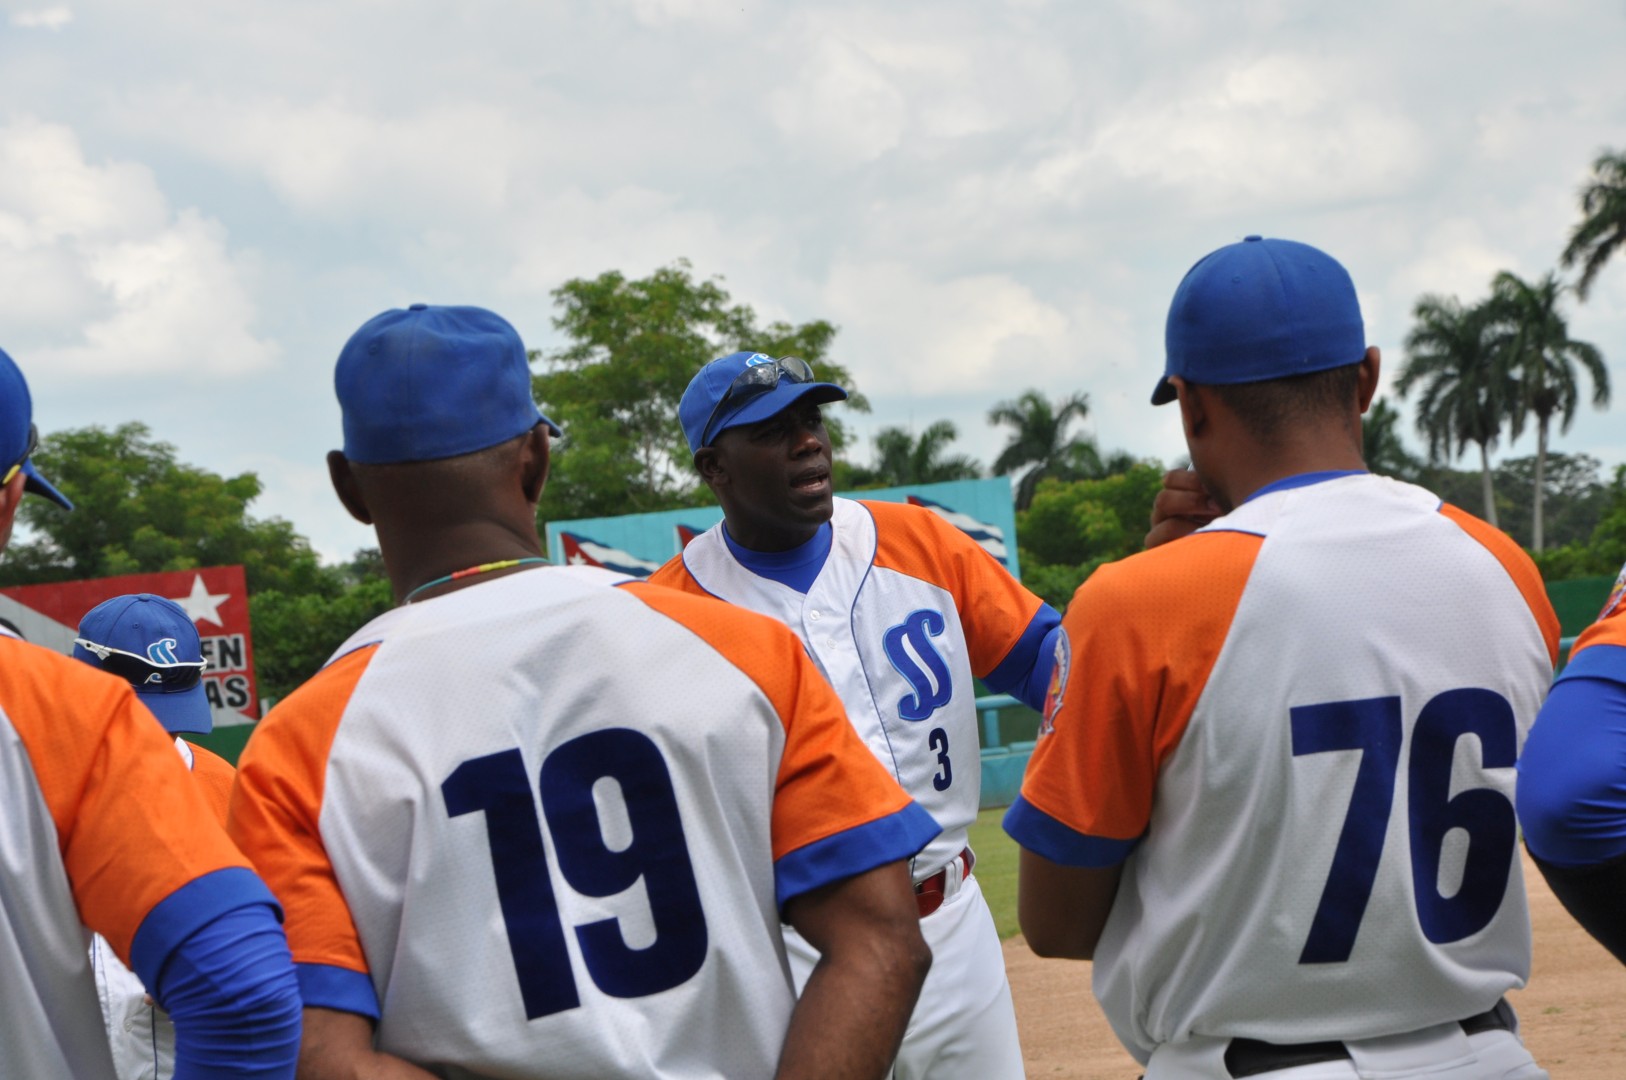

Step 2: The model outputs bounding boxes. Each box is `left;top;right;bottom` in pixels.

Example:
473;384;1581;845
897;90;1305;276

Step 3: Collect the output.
988;390;1102;510
1561;149;1626;300
1395;295;1512;526
864;421;982;486
1486;270;1610;550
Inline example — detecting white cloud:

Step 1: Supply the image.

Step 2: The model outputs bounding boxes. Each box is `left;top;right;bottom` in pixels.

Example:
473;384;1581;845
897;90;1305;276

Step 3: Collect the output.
613;0;753;27
10;5;71;29
0;118;274;376
768;36;909;166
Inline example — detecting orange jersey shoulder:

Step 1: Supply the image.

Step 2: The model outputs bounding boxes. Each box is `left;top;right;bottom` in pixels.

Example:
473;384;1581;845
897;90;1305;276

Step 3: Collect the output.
0;637;251;959
622;581;917;856
1021;530;1263;840
229;645;378;976
185;740;237;828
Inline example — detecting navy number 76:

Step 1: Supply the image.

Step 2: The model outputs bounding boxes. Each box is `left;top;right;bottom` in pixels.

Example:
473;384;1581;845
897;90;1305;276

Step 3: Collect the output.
1291;688;1518;964
442;728;709;1018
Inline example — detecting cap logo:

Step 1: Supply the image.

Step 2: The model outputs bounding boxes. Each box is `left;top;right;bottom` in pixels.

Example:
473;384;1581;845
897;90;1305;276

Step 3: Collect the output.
147;638;181;665
744;353;774;367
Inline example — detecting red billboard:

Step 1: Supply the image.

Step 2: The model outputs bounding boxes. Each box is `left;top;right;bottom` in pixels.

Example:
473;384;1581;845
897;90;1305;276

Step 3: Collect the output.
0;565;259;727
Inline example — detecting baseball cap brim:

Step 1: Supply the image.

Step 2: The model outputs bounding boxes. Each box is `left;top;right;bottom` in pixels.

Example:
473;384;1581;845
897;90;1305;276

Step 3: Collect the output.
137;683;214;736
1150;377;1177;407
22;460;73;510
707;381;848;446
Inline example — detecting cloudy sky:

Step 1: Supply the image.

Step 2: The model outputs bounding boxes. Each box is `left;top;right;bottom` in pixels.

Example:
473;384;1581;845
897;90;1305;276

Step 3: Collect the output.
2;0;1623;561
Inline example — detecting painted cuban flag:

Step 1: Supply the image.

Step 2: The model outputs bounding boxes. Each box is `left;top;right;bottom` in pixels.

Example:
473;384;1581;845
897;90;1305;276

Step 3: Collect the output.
906;494;1008;562
559;532;662;577
674;523;707;549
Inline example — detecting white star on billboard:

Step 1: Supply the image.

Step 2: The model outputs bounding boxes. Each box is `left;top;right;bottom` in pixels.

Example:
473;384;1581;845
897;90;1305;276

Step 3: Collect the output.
171;574;230;627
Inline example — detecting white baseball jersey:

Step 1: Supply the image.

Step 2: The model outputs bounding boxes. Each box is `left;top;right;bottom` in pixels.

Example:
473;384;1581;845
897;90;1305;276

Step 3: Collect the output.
229;565;938;1080
0;637;264;1078
652;497;1051;880
1007;473;1559;1062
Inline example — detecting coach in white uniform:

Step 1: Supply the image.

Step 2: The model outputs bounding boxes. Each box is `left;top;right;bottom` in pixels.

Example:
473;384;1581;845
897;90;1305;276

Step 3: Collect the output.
1006;236;1556;1079
651;352;1063;1079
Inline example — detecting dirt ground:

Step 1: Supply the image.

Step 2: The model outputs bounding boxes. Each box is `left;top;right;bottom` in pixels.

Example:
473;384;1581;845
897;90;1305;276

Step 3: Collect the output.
1006;851;1626;1078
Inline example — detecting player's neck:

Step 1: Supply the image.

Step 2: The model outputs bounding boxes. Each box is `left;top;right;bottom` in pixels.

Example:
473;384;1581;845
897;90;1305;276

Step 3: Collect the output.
380;520;545;605
1223;433;1366;509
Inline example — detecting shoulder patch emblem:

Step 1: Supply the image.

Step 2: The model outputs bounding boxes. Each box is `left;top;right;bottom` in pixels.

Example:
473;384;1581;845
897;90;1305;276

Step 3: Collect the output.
1038;629;1070;738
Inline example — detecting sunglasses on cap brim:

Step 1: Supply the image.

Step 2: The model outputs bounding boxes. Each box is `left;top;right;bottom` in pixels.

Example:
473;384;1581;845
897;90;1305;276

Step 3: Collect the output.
699;356;817;447
2;423;38;488
74;638;209;693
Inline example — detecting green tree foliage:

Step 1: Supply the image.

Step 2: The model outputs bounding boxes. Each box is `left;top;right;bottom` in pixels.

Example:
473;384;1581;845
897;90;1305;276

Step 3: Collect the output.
249;569;393;703
988;390;1105;511
1530;465;1626;581
1396;295;1512;526
1014;463;1164;609
1361;398;1424;481
1486;270;1609;550
533;261;867;522
1561;148;1626;301
0;423;327;595
0;423;393;703
841;421;981;489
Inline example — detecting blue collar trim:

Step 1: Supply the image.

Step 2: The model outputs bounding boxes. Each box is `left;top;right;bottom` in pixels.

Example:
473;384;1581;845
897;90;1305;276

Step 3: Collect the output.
1243;469;1368;504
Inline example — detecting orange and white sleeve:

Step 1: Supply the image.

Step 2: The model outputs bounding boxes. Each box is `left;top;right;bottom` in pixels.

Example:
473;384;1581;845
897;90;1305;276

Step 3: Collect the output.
625;583;940;906
228;645;380;1018
1003;533;1260;866
2;641;266;987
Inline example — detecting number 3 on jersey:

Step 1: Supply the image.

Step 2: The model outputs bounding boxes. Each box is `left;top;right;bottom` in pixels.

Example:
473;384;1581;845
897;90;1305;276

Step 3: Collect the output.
1291;688;1518;964
442;728;709;1019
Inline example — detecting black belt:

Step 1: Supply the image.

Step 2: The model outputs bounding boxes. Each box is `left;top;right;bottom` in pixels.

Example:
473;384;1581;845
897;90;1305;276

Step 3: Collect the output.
1223;999;1516;1078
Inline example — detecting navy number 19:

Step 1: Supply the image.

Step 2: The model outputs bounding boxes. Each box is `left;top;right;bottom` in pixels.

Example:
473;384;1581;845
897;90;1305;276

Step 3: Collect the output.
442;728;709;1019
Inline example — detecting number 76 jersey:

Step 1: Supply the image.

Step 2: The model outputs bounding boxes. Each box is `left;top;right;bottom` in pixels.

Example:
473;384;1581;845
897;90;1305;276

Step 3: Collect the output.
229;566;938;1079
1006;473;1560;1061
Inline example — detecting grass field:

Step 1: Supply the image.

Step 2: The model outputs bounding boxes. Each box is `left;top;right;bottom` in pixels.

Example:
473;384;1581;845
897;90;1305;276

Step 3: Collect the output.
967;805;1022;939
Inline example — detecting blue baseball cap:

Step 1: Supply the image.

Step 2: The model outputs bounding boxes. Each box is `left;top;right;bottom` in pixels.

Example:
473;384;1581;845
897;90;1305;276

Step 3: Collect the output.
335;304;561;465
0;346;72;510
1153;236;1366;405
73;594;213;736
679;352;848;453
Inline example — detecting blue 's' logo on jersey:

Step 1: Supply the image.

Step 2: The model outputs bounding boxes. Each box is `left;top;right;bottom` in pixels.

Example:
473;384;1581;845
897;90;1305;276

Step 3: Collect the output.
147;638;181;664
883;609;953;722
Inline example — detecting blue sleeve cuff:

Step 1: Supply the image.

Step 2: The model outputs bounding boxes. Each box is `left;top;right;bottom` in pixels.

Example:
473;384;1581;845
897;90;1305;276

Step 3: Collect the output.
983;605;1063;711
1557;643;1626;687
297;962;381;1020
775;802;941;909
128;867;281;992
1003;795;1139;868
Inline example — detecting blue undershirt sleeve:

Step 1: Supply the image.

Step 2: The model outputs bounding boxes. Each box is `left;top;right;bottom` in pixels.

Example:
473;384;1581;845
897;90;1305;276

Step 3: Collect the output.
1517;673;1626;867
982;606;1063;713
152;901;302;1078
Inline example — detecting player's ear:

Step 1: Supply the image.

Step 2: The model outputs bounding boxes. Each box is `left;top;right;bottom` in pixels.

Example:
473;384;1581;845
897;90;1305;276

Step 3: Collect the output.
1171;376;1206;443
1357;346;1381;414
327;450;374;526
520;424;550;506
694;446;727;489
0;468;27;550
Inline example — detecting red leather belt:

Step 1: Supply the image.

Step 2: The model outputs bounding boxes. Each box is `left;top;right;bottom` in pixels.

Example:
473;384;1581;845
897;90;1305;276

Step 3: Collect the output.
915;847;975;918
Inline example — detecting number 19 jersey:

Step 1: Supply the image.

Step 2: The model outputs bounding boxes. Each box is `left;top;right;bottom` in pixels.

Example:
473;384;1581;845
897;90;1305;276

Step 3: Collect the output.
229;565;939;1079
1006;473;1559;1061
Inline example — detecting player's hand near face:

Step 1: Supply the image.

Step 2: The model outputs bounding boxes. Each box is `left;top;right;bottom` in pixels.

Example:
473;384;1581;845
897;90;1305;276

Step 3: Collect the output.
1145;468;1221;549
776;860;931;1080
